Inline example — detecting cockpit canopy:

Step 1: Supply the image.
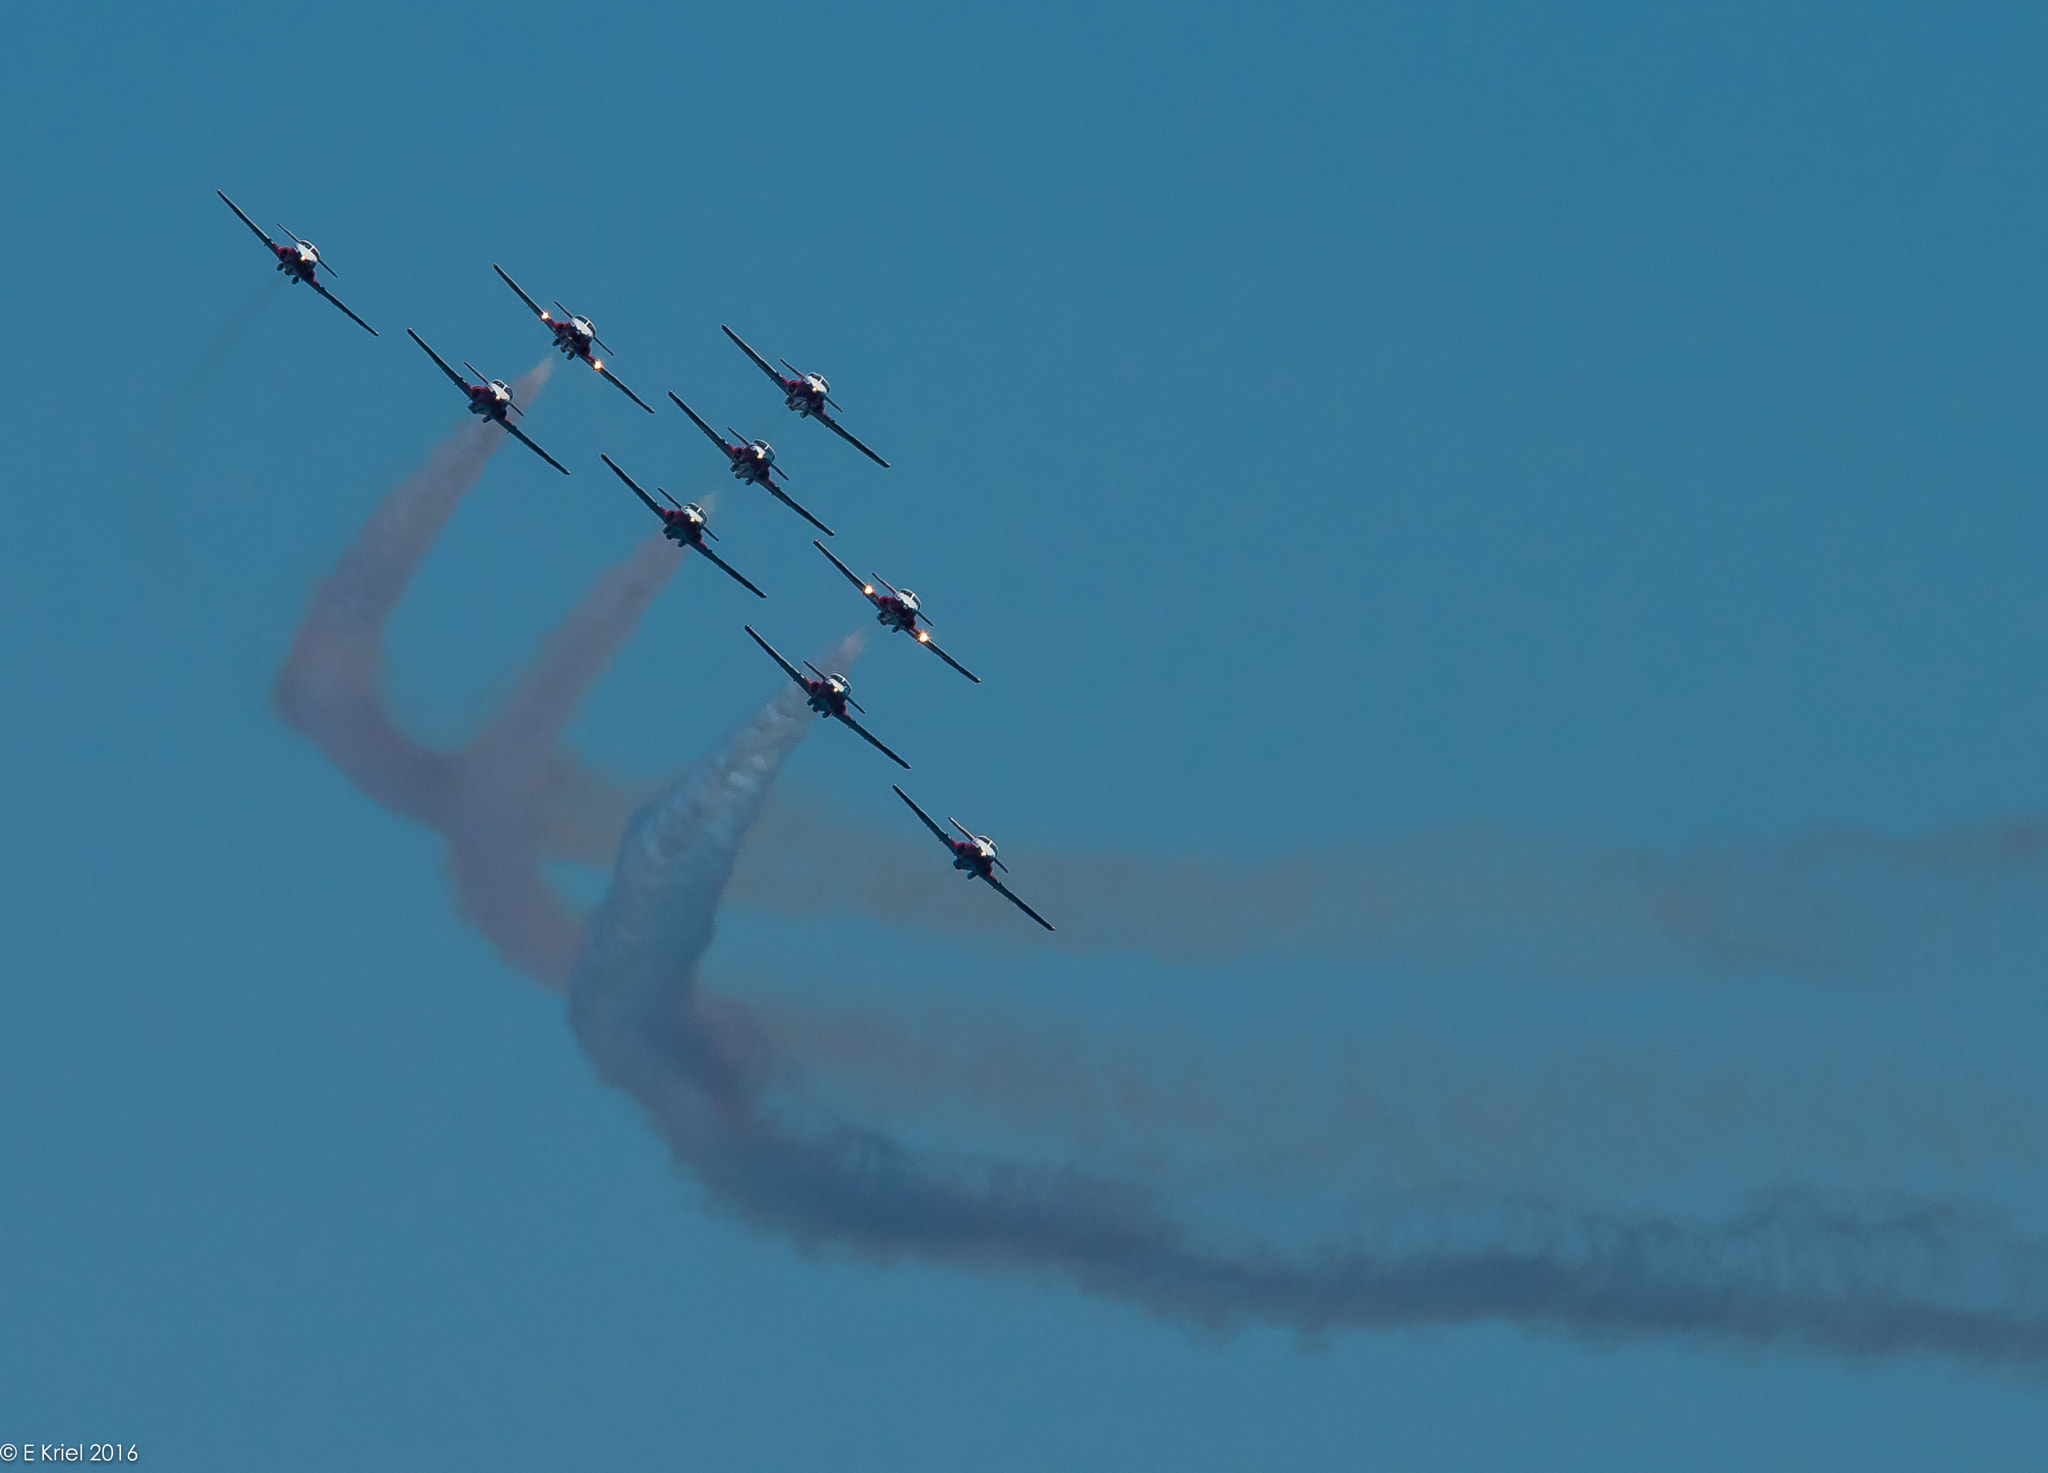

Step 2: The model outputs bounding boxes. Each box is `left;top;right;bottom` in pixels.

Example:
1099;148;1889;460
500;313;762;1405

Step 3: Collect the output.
808;374;830;395
750;440;774;461
896;589;920;610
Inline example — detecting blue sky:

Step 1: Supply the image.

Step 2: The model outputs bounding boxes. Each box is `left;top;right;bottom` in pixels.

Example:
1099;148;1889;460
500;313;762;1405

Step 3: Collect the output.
6;1;2048;1467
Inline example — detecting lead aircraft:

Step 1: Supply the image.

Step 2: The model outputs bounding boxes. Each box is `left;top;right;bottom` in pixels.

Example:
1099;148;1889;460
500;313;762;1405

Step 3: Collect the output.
721;325;890;468
745;626;909;769
406;329;569;475
892;785;1054;931
493;265;654;412
217;191;377;336
600;454;764;598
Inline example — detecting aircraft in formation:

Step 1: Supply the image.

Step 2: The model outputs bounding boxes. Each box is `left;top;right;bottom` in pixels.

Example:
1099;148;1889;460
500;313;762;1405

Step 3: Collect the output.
892;786;1055;931
668;392;836;537
745;626;911;770
226;187;1054;928
494;265;655;413
601;454;765;598
217;192;377;337
406;330;570;475
813;541;979;683
722;325;890;468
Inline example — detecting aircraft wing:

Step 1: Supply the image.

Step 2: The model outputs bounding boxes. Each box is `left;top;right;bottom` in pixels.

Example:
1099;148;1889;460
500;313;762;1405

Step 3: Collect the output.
985;874;1056;932
407;329;472;393
816;409;891;469
744;625;809;689
503;421;571;476
600;453;665;517
721;325;789;388
697;545;767;599
767;484;836;538
892;784;958;852
812;539;878;602
597;365;655;413
668;391;733;453
493;263;549;321
835;711;911;769
218;191;277;250
915;630;981;684
309;279;378;336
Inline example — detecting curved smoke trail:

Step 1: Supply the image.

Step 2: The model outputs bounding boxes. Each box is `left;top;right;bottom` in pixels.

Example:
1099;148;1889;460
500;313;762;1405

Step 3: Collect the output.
568;686;2048;1362
279;388;2048;1365
274;357;679;985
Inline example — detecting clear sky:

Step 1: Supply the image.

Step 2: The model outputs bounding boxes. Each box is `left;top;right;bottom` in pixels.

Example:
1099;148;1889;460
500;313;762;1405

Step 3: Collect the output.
7;1;2048;1467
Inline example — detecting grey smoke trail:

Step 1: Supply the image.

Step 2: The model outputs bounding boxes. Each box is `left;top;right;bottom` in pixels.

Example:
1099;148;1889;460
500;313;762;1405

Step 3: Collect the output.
723;989;2046;1196
273;359;557;825
714;796;2048;983
568;686;2048;1364
271;382;2044;991
276;387;2048;1364
274;357;684;985
444;537;676;984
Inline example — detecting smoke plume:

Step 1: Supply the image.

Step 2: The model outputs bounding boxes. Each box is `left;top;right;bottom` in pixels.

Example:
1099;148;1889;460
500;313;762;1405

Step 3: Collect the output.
275;397;2048;1366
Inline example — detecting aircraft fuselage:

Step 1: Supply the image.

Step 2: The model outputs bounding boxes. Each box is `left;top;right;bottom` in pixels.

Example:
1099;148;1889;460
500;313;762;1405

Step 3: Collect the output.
549;319;595;361
783;380;827;417
805;685;846;718
272;244;319;285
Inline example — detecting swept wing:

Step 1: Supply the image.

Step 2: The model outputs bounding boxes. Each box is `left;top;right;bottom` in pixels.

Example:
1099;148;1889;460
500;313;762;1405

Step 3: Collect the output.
811;538;878;603
814;409;890;468
744;625;808;688
892;785;958;851
597;365;655;413
697;545;767;599
766;483;836;538
836;711;911;769
503;421;570;476
721;324;789;388
493;263;548;321
217;190;278;250
601;453;665;516
668;391;734;454
309;278;377;336
407;329;472;393
986;875;1055;931
915;631;981;684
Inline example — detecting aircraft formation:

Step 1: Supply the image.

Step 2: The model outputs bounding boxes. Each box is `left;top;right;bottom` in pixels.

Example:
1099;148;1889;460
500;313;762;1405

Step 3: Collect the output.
222;189;1055;932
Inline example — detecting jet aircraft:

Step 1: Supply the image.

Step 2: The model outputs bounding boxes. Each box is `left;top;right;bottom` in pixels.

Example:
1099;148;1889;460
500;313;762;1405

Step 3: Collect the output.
813;541;979;683
744;626;909;769
891;785;1054;931
493;265;654;413
217;190;377;336
406;329;570;475
669;392;835;536
721;325;890;468
600;454;765;598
